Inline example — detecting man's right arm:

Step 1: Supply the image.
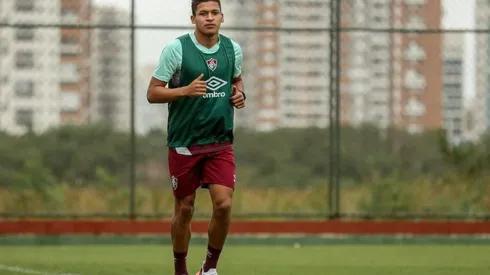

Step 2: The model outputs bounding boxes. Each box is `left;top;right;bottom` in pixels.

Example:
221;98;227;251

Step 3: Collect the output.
147;41;206;103
147;78;194;103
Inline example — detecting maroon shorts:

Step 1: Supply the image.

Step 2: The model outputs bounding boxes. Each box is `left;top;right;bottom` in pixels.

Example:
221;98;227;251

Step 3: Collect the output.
168;145;235;199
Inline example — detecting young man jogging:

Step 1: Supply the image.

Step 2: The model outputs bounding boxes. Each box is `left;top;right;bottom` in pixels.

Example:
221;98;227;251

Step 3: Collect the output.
147;1;245;274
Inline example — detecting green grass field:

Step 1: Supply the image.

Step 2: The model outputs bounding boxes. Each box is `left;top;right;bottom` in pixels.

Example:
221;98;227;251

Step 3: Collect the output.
0;245;489;275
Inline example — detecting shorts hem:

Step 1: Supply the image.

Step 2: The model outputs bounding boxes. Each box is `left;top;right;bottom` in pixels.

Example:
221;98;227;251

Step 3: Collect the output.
201;181;235;190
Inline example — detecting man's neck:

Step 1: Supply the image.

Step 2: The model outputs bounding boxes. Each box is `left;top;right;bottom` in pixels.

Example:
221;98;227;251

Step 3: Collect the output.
194;30;219;49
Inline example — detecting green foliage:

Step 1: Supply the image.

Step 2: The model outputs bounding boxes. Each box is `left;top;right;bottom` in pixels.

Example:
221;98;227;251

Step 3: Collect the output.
357;177;416;214
6;149;58;213
0;123;489;215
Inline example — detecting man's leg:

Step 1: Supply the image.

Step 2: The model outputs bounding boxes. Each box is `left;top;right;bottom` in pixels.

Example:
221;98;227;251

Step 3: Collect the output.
168;148;203;275
172;193;196;275
203;184;233;271
200;148;235;272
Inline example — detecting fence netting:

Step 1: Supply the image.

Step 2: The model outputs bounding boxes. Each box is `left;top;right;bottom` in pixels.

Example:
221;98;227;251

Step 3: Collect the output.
0;0;488;219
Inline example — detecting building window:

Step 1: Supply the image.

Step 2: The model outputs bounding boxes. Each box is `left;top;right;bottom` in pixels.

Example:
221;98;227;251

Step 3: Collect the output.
15;80;34;97
61;63;80;83
61;36;78;45
61;8;79;23
444;60;462;76
404;41;426;62
15;109;34;127
15;51;34;69
405;15;426;29
404;69;426;90
61;37;79;56
16;0;34;12
404;97;426;118
60;92;81;112
405;0;426;7
407;123;424;134
16;28;35;41
0;42;7;55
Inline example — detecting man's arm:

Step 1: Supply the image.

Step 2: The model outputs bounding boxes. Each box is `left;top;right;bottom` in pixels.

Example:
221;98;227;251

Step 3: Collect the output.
147;75;206;104
147;40;206;103
230;75;245;109
232;76;245;100
230;40;246;108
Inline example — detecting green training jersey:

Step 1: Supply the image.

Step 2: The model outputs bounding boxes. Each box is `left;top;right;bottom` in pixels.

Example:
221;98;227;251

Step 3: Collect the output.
153;32;243;151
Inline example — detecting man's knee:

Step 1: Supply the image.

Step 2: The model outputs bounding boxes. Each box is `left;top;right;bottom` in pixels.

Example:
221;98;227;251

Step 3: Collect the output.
212;195;233;218
175;195;196;221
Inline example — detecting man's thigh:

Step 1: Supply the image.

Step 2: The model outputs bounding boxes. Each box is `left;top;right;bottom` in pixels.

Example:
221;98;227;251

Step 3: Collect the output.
168;149;204;199
202;147;236;190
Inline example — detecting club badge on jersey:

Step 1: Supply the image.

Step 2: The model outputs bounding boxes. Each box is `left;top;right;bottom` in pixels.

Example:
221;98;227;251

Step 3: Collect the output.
206;58;218;71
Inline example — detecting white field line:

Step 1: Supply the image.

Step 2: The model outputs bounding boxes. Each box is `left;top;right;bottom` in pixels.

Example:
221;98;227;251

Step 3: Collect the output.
0;264;80;275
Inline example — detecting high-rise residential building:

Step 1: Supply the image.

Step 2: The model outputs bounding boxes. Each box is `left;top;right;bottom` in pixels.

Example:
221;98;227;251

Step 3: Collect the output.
0;0;61;134
0;0;131;134
59;0;91;125
341;0;443;134
340;1;373;127
229;0;330;131
230;0;442;133
220;0;257;130
474;0;490;138
89;5;131;131
278;0;330;129
251;0;282;131
442;33;464;144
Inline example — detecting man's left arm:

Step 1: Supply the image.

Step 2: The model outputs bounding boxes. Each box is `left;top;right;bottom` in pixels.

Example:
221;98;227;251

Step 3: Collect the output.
231;76;245;109
230;41;245;109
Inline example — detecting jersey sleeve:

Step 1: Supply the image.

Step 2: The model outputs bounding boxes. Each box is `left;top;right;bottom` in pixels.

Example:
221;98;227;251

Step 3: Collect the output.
231;40;243;78
153;39;182;82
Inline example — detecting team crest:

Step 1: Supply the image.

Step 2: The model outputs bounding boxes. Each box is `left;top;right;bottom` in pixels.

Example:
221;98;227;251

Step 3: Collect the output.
206;58;218;71
171;176;178;190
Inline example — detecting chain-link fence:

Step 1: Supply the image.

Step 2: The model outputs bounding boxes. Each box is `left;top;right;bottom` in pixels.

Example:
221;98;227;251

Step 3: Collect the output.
0;0;489;220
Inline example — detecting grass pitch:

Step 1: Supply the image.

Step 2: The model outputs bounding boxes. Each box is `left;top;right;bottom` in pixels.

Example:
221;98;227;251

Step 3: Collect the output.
0;245;489;275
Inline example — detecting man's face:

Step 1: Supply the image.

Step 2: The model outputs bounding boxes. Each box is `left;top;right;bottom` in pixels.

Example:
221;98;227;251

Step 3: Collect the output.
191;1;223;36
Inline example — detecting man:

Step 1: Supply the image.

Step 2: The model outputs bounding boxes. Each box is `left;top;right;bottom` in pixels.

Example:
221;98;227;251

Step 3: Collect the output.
147;0;245;274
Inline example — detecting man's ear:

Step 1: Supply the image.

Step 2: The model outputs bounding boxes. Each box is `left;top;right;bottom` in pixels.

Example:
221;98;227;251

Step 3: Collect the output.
190;15;196;24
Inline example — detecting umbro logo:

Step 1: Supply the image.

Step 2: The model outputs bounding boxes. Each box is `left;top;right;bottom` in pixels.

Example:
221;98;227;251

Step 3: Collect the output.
206;76;228;92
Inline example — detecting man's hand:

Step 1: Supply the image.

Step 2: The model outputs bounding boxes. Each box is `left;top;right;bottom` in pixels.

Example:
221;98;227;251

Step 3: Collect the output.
230;85;245;109
184;74;207;97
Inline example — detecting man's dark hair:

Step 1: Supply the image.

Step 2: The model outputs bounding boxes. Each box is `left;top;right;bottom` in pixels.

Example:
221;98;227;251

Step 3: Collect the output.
192;0;221;16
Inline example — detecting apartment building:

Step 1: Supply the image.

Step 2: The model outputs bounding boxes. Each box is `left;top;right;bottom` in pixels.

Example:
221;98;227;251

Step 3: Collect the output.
397;0;443;133
229;0;442;133
278;0;330;129
232;0;330;131
89;5;131;131
0;0;61;134
0;0;131;134
442;33;464;144
341;0;381;127
341;0;443;133
59;0;91;125
220;0;257;130
474;0;490;138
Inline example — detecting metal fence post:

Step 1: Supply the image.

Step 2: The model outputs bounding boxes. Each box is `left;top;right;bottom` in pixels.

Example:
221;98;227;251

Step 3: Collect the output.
129;0;136;220
328;0;341;219
334;0;342;218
